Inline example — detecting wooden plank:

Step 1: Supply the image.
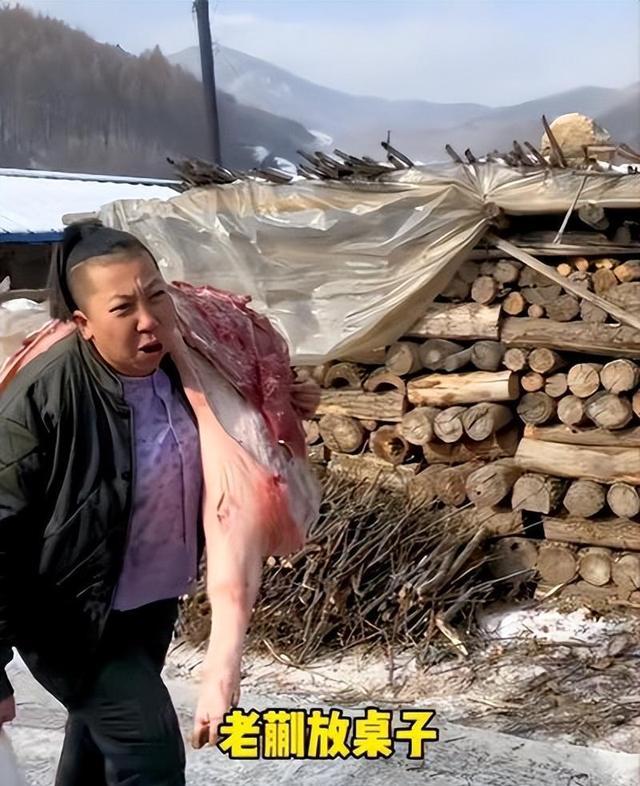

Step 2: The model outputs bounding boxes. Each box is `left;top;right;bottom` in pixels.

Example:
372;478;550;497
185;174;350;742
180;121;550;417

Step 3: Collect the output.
515;437;640;483
501;317;640;358
406;302;501;341
523;423;640;449
317;390;406;422
543;515;640;551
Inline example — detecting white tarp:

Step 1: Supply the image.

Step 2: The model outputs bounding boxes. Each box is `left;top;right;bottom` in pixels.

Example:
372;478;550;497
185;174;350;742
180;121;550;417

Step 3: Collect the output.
98;162;640;363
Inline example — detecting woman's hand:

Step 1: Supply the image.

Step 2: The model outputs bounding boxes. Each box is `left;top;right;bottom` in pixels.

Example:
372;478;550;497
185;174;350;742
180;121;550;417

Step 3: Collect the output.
191;666;241;749
290;377;321;419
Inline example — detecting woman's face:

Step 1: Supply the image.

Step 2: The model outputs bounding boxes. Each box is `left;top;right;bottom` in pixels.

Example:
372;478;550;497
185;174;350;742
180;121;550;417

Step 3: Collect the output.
72;251;176;377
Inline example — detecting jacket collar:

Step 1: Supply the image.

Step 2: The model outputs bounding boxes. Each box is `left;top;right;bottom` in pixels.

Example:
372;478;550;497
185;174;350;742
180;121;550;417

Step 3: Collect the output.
76;333;195;422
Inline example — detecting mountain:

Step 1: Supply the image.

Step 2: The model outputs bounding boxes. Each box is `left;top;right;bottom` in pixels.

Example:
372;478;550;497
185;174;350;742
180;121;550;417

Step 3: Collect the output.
0;7;315;177
170;44;491;144
171;44;640;161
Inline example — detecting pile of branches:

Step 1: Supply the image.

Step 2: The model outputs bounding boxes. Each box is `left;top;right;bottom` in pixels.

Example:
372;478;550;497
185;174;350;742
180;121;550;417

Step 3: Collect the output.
179;473;502;664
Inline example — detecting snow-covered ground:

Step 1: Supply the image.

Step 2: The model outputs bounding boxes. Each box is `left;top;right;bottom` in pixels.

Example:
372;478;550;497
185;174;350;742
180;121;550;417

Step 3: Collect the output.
6;603;640;785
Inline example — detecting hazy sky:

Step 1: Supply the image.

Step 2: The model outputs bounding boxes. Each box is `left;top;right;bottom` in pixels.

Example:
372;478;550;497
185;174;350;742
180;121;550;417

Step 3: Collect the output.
20;0;640;105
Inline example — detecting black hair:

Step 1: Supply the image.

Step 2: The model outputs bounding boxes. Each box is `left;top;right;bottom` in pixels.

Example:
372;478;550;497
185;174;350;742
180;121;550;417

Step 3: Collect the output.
48;220;157;320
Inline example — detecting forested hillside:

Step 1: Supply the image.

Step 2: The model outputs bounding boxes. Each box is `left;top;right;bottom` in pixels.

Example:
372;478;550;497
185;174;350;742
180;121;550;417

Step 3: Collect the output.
0;6;314;176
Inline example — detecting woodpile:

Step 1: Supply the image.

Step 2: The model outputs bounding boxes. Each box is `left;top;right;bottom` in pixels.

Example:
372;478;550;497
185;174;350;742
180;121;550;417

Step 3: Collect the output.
300;245;640;606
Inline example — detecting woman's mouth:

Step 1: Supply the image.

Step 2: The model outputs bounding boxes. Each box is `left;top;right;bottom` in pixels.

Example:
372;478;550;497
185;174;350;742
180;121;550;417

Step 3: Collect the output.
139;341;163;354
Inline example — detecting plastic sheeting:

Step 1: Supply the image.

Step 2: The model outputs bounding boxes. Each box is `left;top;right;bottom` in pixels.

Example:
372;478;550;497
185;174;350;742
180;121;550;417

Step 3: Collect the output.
63;162;640;363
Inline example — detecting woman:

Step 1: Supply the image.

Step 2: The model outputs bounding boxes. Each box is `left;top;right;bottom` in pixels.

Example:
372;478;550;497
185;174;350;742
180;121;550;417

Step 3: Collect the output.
0;221;319;785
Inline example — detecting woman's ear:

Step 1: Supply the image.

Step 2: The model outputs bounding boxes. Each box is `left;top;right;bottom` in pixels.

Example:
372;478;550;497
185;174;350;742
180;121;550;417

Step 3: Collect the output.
72;310;92;340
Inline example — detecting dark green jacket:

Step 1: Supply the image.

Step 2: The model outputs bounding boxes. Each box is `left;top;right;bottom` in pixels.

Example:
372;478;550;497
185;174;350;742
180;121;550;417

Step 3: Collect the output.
0;333;202;703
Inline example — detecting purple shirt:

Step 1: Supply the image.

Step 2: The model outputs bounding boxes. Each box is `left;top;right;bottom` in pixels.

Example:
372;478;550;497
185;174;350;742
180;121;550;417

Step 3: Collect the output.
112;367;202;611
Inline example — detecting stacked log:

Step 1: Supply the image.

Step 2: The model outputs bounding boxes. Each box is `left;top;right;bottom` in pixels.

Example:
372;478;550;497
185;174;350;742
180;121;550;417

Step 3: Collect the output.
299;250;640;604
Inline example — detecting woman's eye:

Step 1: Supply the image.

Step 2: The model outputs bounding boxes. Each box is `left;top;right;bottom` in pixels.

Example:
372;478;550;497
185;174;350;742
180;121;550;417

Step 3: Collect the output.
151;290;166;299
110;303;130;313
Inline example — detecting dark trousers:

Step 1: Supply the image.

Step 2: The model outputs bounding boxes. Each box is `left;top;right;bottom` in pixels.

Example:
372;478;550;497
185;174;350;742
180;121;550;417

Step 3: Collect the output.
54;599;186;786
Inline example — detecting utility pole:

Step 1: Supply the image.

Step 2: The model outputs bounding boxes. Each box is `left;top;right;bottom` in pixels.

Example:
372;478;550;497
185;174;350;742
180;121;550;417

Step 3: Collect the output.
193;0;222;164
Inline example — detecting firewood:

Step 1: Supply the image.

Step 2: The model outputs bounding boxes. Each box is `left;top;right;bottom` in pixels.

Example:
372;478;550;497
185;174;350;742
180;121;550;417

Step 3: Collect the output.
537;581;624;605
545;373;568;399
385;341;422;375
611;553;640;591
578;547;612;586
399;407;439;446
369;426;410;466
502;292;526;316
471;276;499;305
407;303;501;341
503;348;529;372
614;260;640;283
324;362;366;389
516;437;640;484
462;403;512;442
573;257;591;273
519;267;550;287
480;260;496;276
517;392;556;424
511;473;566;515
585;392;633;430
318;414;366;454
470;340;505;371
524;423;640;448
567;363;602;398
563;480;606;518
407;465;448;506
557;395;588;426
536;542;578;585
422;426;518;464
594;258;616;270
556;263;573;277
308;443;327;464
580;300;607;323
521;372;545;393
433;406;466;443
442;347;473;372
435;461;482;506
466;459;522;507
361;420;378;432
317;390;406;422
492;260;521;284
419;339;463;371
525;349;561;377
527;304;545;319
441;277;471;301
544;515;640;552
633;390;640;419
545;294;581;322
522;285;562;306
592;267;618;295
295;363;332;386
407;370;519;406
457;260;481;283
501;317;640;359
303;419;320;445
327;453;419;492
363;368;406;394
605;282;640;311
568;270;592;292
461;506;523;537
600;359;640;393
488;537;538;580
606;483;640;519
